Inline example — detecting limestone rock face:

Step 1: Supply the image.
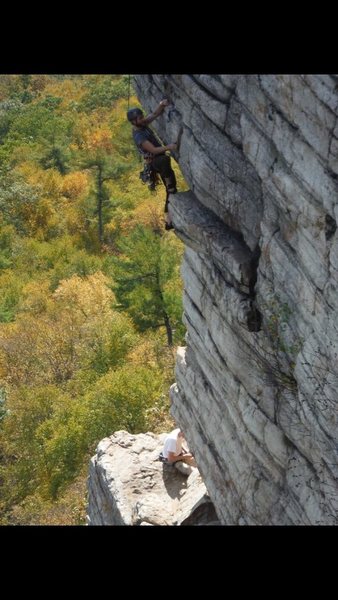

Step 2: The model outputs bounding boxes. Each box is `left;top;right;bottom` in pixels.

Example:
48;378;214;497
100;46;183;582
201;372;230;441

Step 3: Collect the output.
87;431;219;526
134;74;338;525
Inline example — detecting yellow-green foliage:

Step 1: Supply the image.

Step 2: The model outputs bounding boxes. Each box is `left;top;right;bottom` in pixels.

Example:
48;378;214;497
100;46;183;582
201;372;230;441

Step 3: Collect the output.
0;75;186;523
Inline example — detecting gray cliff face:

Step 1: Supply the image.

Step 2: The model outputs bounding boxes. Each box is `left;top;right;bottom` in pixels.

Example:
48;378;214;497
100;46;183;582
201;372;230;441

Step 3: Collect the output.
134;74;338;525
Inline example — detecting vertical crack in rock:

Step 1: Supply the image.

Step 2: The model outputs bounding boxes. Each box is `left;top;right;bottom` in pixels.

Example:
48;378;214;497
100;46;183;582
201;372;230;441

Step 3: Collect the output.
325;214;337;241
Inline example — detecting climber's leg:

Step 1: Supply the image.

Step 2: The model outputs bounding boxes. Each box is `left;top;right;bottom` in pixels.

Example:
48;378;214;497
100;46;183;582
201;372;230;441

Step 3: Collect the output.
174;461;192;476
152;155;177;194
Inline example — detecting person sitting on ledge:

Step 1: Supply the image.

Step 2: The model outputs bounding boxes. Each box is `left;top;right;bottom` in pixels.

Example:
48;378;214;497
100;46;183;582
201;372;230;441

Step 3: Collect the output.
161;428;197;476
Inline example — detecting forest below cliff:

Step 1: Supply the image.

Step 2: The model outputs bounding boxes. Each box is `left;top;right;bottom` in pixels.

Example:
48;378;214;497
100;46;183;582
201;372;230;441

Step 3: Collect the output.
0;74;186;524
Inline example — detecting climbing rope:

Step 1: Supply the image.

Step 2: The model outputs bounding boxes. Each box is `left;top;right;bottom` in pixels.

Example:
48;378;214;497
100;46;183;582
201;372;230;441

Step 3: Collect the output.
127;74;131;110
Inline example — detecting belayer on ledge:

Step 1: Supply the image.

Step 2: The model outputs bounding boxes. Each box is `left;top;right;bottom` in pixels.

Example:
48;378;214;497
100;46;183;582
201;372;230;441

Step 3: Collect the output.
127;99;178;230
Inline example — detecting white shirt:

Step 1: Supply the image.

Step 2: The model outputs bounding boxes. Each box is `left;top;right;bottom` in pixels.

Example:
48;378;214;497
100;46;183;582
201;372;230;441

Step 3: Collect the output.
163;428;183;459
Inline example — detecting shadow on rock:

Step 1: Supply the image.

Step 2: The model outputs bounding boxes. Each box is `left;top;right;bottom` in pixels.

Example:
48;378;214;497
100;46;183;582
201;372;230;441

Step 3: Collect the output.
161;462;188;498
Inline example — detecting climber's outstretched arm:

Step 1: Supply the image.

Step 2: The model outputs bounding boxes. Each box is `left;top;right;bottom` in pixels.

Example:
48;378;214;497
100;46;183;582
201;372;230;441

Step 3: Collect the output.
142;99;169;125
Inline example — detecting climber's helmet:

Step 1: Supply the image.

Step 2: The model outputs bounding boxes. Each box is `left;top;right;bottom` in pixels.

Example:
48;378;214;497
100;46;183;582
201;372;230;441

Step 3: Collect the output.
127;108;143;122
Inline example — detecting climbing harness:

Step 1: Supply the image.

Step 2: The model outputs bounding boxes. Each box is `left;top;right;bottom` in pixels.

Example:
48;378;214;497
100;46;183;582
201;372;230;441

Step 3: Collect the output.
158;452;167;462
134;126;165;191
158;452;175;466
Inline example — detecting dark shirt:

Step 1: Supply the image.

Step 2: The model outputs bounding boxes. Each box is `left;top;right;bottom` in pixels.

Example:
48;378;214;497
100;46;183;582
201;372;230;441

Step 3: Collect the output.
132;126;162;157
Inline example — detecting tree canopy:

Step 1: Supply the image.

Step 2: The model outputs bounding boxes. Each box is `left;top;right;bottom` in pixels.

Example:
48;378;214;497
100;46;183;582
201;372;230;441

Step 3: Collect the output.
0;75;187;524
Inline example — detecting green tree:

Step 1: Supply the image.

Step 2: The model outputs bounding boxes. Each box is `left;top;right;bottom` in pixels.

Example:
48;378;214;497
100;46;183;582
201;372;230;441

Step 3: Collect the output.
0;98;23;147
0;99;74;173
0;170;40;233
83;157;128;244
0;75;187;523
79;75;129;112
113;225;185;346
0;387;8;422
0;363;163;503
74;128;129;244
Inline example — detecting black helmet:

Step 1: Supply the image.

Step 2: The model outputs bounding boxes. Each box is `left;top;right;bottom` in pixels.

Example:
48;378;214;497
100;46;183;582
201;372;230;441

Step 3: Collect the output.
127;107;143;122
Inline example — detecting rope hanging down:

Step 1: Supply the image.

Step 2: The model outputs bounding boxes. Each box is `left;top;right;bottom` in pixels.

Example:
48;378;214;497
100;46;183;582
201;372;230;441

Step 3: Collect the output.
127;74;131;110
